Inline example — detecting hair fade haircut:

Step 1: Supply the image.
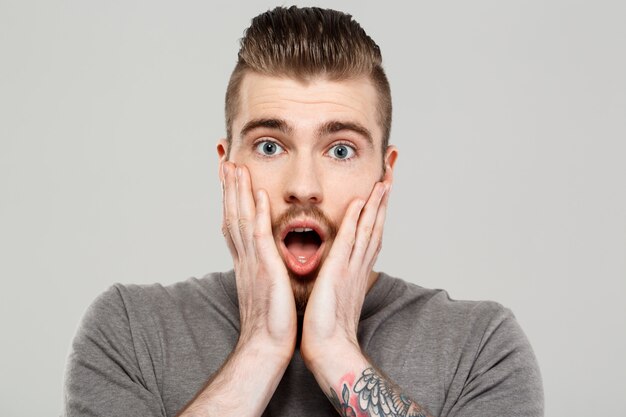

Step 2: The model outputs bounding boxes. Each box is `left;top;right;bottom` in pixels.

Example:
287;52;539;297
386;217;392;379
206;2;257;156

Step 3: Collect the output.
225;6;392;153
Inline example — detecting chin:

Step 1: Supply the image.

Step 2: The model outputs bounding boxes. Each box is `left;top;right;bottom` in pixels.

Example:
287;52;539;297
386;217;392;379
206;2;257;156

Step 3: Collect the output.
288;268;318;315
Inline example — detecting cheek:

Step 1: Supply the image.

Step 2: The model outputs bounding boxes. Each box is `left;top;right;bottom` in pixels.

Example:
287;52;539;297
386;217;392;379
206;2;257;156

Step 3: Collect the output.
247;166;274;193
325;174;379;220
244;163;284;210
229;147;274;193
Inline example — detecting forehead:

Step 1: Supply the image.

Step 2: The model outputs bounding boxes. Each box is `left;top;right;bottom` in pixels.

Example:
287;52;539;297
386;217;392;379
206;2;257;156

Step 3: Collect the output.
233;72;383;143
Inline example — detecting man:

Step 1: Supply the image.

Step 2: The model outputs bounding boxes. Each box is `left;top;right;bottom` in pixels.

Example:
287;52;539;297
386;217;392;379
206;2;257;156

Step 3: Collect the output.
64;6;543;417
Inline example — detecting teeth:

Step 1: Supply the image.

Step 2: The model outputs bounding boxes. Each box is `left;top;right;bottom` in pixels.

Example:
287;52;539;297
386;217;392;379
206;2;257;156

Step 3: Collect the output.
297;256;307;264
292;227;313;233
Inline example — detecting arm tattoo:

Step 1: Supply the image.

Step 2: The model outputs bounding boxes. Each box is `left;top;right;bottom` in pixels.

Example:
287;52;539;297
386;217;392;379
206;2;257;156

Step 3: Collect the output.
330;367;430;417
329;384;357;417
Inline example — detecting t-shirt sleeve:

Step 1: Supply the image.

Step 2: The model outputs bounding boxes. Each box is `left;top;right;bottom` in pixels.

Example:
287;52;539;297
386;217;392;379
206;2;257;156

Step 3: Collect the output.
447;302;544;417
63;285;166;417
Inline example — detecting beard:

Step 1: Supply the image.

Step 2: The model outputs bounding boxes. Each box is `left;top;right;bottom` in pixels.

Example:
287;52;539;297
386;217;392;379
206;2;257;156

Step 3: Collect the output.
289;271;317;314
272;205;338;314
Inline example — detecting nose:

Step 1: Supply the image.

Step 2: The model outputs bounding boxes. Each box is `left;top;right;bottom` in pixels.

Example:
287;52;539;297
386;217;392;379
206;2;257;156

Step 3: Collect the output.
283;155;323;205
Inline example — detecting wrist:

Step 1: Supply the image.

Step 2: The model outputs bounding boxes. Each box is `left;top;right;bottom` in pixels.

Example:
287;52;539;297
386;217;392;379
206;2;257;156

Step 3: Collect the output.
177;332;293;417
234;333;295;369
303;339;366;382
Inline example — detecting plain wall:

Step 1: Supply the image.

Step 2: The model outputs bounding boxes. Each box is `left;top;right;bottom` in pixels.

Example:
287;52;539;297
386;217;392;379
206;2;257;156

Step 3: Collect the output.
1;1;624;415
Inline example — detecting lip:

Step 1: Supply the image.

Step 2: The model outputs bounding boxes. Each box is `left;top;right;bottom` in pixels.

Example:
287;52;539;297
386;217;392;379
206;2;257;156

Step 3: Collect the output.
278;218;327;276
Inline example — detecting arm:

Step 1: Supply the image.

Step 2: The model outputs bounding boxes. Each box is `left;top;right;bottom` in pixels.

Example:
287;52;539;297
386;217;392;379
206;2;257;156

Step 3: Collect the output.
446;303;544;417
304;296;542;417
309;347;431;417
65;163;295;417
64;286;169;417
300;179;543;416
177;162;297;416
176;340;291;417
300;180;433;417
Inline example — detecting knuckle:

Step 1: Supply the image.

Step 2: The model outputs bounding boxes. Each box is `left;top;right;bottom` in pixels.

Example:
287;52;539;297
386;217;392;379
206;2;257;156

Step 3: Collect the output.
238;218;249;232
224;217;235;231
252;228;266;240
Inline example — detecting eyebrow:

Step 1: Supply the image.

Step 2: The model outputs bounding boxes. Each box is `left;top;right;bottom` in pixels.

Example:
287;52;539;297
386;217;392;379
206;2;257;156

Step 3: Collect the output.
238;118;373;147
239;118;292;141
317;121;373;147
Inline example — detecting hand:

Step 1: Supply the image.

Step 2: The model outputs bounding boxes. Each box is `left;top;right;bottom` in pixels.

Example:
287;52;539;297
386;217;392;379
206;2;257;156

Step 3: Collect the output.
221;161;297;360
301;181;391;367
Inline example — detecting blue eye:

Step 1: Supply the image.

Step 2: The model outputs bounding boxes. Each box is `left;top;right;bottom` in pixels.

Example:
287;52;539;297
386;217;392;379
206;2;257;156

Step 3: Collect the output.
255;141;284;156
328;144;355;160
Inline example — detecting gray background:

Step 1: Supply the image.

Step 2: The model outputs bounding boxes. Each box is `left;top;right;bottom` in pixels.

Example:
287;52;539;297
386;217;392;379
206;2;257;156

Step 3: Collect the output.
1;0;624;415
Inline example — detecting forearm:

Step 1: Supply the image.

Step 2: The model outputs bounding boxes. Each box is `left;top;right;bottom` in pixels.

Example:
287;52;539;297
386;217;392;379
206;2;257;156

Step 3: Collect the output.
184;162;296;417
177;341;291;417
307;346;432;417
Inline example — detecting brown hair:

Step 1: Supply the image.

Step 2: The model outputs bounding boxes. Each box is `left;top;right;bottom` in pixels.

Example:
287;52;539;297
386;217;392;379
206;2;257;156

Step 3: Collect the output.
225;6;392;152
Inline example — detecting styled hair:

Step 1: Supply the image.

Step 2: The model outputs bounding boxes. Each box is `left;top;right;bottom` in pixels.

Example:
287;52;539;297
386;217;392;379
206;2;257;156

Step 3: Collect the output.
225;6;392;152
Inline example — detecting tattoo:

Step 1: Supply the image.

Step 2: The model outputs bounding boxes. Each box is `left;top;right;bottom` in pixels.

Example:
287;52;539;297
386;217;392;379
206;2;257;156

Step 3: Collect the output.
330;367;430;417
329;383;357;417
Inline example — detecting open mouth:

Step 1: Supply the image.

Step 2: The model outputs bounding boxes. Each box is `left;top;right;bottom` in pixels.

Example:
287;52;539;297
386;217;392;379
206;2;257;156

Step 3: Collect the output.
279;223;325;276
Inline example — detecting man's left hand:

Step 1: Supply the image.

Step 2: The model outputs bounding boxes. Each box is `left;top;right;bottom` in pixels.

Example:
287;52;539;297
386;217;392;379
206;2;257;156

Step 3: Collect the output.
300;181;390;369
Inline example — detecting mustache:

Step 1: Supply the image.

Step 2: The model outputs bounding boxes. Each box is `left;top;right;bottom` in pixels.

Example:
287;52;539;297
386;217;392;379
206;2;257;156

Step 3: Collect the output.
272;205;338;240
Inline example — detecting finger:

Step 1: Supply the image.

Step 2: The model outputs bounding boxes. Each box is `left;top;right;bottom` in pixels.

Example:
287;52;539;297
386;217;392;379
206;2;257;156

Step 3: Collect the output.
220;163;237;258
362;182;391;268
325;197;366;262
350;182;387;264
253;189;281;262
222;161;245;256
236;165;256;254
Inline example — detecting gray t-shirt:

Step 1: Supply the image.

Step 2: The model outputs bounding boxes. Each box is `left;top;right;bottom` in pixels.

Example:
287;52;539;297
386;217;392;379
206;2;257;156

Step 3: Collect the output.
64;271;543;416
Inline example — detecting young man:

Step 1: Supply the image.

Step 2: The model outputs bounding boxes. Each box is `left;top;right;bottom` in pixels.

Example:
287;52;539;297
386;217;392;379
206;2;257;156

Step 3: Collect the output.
64;7;543;417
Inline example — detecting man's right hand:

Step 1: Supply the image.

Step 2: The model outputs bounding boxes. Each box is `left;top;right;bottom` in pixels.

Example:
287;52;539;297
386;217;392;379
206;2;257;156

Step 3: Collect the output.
221;161;297;356
176;162;295;417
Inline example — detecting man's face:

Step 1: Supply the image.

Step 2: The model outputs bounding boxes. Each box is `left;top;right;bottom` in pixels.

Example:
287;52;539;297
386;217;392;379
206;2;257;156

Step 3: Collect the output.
218;72;397;309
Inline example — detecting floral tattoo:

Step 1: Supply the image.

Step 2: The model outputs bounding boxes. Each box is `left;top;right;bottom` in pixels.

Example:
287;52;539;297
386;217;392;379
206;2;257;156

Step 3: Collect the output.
329;384;357;417
330;367;430;417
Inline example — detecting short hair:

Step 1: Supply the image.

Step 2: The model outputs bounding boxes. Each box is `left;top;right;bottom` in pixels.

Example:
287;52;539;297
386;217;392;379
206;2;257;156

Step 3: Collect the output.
225;6;392;153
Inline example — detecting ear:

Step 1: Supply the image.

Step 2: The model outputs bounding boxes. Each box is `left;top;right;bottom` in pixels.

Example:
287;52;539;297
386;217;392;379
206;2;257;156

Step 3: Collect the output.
216;139;229;182
382;145;398;183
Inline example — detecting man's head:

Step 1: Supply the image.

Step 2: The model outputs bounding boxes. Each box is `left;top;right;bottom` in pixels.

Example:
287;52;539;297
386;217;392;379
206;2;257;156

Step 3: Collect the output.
224;6;392;155
218;6;397;312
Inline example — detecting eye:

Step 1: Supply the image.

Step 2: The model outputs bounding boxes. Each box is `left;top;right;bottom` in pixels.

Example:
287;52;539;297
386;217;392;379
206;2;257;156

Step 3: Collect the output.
328;143;356;160
255;140;285;156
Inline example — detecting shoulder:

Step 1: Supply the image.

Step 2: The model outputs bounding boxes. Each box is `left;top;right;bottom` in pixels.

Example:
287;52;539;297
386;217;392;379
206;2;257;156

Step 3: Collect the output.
65;274;233;415
87;271;235;318
371;274;540;371
372;274;511;331
377;275;532;354
75;271;237;347
371;274;544;415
